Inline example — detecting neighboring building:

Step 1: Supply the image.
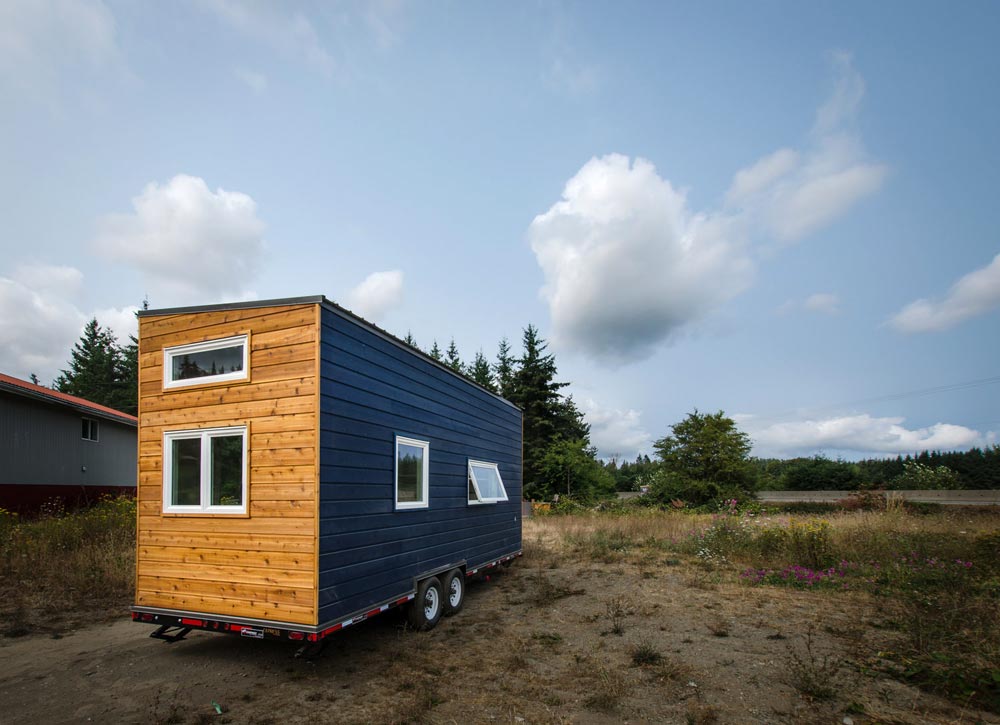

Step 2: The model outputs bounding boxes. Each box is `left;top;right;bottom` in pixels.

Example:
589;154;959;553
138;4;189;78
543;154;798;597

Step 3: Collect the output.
0;373;137;511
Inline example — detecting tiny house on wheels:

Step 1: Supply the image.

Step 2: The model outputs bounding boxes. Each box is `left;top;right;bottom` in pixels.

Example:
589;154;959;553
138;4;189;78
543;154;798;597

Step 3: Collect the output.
131;296;522;645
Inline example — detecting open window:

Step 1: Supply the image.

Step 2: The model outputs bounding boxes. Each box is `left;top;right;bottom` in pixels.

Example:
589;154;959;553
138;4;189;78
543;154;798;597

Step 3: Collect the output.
163;426;247;514
163;335;248;390
468;460;507;504
395;436;429;510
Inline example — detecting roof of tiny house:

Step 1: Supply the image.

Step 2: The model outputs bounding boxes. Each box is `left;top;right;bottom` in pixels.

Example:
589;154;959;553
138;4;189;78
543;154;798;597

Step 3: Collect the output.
138;295;521;411
0;372;138;426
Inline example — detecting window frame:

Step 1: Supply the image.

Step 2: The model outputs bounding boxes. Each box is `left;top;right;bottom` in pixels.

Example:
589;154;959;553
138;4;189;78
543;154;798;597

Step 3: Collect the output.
162;425;248;515
468;459;508;505
394;435;430;511
81;417;99;442
163;334;249;390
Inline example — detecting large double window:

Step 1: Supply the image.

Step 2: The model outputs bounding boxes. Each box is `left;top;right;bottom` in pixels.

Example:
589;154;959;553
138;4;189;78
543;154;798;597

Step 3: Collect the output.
164;335;248;390
163;426;247;514
395;436;429;510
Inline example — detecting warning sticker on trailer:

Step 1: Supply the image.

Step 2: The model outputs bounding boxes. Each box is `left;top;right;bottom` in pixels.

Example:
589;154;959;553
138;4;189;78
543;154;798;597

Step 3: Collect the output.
240;628;264;639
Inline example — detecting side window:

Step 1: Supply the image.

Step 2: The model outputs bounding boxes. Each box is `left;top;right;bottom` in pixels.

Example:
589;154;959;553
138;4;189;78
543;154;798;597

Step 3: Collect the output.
395;436;429;510
163;426;247;514
468;460;508;504
81;418;99;442
163;335;248;390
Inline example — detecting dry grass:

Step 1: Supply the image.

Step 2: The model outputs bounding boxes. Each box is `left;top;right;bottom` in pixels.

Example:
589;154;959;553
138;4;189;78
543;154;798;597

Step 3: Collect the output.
0;496;135;636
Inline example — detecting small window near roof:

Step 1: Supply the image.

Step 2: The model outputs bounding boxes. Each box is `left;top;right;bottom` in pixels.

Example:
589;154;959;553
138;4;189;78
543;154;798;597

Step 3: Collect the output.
164;335;248;389
81;418;99;442
395;436;429;510
468;460;507;504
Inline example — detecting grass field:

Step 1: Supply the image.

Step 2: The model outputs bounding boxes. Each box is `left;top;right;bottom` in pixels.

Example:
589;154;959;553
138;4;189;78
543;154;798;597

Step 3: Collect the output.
1;497;998;723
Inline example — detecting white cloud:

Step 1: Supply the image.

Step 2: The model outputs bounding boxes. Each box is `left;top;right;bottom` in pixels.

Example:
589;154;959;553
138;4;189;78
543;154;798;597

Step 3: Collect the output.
726;148;799;206
530;154;754;363
581;398;650;460
803;293;840;315
234;67;267;94
890;252;1000;333
727;54;887;243
345;270;403;322
199;0;334;75
94;174;266;304
745;413;994;458
0;0;122;98
0;265;137;383
532;55;886;365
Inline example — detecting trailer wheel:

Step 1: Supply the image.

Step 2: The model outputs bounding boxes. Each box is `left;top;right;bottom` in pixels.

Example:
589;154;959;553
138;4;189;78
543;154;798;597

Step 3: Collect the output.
408;576;443;631
442;569;465;616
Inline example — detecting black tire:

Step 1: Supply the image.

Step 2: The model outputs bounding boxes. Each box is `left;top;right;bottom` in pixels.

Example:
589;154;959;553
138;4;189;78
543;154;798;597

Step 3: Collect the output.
407;576;443;631
441;569;465;617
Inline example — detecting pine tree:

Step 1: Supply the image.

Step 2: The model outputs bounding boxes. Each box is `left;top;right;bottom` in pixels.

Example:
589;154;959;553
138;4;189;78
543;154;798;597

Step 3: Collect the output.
470;350;496;392
53;319;123;409
114;334;139;416
507;325;583;499
429;340;442;361
403;331;418;348
444;339;464;373
493;337;515;399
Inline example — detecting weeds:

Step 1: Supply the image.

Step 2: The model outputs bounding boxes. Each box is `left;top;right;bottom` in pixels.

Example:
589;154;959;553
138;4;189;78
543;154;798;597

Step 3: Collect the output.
785;627;841;701
605;595;629;636
0;495;136;633
631;641;663;666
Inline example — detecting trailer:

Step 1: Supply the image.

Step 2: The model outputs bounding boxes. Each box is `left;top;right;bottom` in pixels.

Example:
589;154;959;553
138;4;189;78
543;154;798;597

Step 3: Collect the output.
131;296;522;646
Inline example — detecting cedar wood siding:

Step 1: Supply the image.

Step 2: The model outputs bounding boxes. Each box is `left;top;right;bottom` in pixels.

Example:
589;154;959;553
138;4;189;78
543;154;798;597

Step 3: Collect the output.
317;306;522;624
135;304;320;626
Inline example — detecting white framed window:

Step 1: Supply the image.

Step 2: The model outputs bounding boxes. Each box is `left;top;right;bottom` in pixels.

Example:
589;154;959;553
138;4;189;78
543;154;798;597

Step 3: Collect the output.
163;335;248;390
468;460;508;504
81;417;99;442
163;426;247;514
395;436;429;510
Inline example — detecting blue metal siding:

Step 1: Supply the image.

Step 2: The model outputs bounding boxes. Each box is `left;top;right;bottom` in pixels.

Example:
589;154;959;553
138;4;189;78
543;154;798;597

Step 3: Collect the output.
318;307;522;624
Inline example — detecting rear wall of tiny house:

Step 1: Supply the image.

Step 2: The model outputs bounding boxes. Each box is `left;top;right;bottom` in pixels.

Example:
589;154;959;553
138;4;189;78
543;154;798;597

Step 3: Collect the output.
135;302;322;626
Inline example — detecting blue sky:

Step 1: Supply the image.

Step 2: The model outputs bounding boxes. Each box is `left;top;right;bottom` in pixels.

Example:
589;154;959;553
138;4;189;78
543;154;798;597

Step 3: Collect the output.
2;1;998;460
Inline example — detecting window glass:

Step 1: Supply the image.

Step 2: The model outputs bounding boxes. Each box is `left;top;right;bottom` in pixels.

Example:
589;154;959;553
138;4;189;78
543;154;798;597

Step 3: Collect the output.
171;437;202;506
395;436;429;509
164;426;246;513
163;336;248;389
81;418;99;441
468;461;508;504
211;435;244;506
172;345;244;381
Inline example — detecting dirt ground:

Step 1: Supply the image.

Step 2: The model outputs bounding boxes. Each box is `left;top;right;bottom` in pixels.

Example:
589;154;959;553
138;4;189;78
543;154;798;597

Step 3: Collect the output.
1;532;996;725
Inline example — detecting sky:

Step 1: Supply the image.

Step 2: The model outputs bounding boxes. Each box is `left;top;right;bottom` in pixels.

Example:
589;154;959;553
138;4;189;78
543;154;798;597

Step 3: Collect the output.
2;1;999;461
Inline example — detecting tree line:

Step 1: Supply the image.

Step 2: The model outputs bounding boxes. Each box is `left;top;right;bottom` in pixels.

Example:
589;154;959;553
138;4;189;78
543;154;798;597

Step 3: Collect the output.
48;318;1000;501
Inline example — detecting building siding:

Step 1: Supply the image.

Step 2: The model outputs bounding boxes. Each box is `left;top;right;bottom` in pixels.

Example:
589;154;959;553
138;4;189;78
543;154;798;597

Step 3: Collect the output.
0;391;136;489
317;307;522;625
135;303;320;626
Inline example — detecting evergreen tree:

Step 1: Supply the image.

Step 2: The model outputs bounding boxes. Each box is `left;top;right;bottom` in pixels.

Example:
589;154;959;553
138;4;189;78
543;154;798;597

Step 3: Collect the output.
444;339;464;373
29;373;40;385
508;325;584;499
470;350;496;392
429;340;442;361
53;319;123;409
114;334;139;416
403;331;418;349
493;337;515;399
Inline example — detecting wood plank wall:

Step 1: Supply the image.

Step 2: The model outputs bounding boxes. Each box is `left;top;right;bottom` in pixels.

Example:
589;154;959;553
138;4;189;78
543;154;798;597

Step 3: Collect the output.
135;303;320;625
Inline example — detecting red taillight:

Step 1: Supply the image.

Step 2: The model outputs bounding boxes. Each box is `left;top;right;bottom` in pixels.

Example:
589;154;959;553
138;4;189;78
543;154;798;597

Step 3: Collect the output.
288;632;304;641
